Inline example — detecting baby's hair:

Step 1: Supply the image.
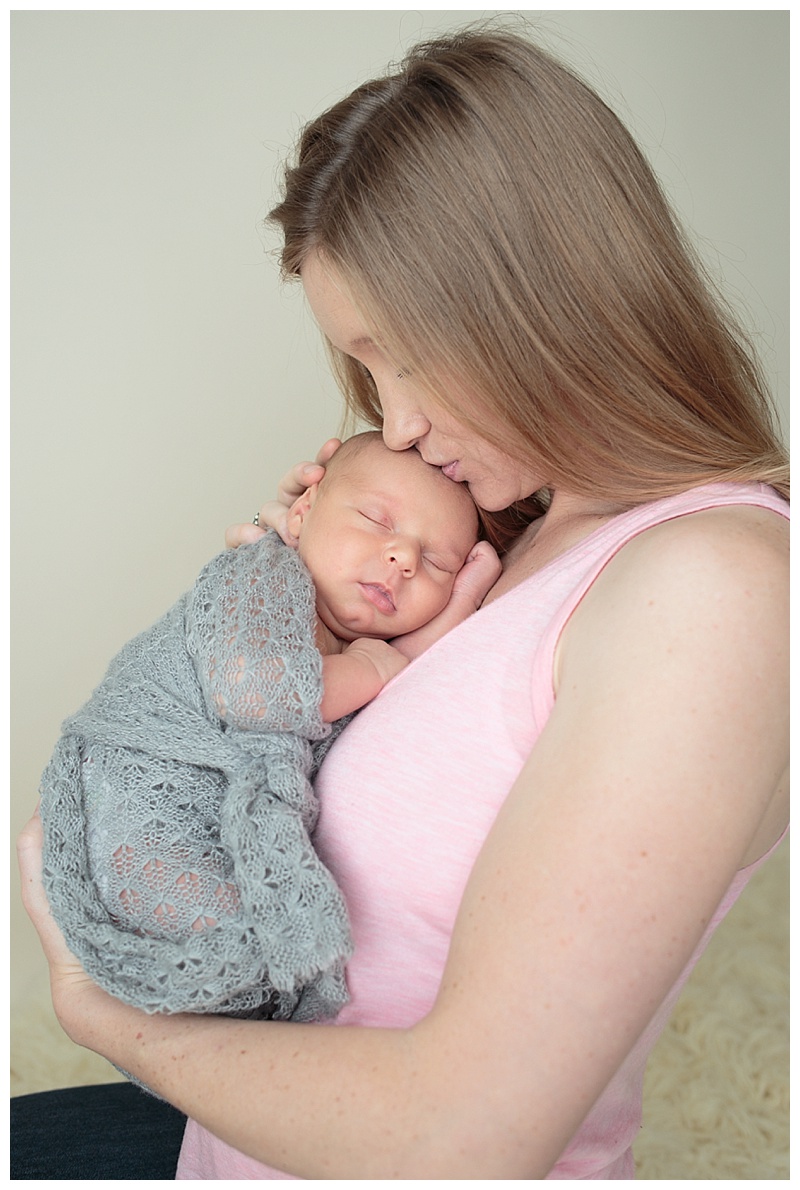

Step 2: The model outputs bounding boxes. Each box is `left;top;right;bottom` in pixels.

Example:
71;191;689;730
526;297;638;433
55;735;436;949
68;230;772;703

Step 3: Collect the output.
321;431;386;479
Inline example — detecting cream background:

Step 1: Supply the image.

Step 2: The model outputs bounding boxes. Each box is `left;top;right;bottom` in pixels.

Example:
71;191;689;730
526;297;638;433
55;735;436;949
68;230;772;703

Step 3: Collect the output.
11;10;788;1013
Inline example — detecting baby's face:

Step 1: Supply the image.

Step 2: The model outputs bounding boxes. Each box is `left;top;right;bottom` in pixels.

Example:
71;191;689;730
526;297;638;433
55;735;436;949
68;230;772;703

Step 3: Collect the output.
293;444;479;641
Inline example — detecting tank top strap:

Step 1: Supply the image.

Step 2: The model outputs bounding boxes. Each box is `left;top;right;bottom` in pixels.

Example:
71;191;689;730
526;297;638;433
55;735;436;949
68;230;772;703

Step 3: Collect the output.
530;482;789;731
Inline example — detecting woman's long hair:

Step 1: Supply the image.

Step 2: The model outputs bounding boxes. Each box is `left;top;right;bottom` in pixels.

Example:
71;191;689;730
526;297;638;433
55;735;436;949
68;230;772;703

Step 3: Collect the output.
270;28;788;548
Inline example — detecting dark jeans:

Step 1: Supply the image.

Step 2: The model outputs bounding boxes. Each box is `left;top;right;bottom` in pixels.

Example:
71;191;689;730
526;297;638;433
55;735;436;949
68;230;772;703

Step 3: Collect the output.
10;1082;188;1179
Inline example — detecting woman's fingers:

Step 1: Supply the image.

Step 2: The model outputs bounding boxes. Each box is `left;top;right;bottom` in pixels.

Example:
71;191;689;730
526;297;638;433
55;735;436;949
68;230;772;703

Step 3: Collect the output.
224;522;267;549
18;805;111;1048
276;439;342;506
17;807;75;970
226;439;343;548
315;437;343;466
17;805;44;913
254;500;294;544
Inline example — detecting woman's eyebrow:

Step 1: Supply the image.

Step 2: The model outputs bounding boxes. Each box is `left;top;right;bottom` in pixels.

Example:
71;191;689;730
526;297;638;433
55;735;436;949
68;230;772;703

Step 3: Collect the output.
347;336;374;352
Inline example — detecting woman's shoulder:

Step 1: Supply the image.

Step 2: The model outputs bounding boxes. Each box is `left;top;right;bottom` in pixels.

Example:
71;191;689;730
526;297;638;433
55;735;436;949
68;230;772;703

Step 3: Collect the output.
551;496;788;866
608;500;788;594
558;498;788;689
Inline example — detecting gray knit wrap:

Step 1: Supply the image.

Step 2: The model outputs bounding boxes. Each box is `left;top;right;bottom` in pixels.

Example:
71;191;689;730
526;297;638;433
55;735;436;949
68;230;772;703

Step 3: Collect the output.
40;532;352;1021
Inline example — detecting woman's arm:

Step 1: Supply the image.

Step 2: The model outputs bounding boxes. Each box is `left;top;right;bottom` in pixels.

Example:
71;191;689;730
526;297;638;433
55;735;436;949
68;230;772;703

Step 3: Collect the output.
20;507;788;1178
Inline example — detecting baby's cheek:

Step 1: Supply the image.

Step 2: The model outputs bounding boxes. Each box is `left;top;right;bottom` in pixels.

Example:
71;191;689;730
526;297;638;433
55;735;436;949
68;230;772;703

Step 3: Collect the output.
436;582;457;611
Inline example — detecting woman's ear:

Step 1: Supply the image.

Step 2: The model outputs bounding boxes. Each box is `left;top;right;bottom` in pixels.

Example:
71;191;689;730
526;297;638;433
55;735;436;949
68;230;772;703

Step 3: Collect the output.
286;483;320;542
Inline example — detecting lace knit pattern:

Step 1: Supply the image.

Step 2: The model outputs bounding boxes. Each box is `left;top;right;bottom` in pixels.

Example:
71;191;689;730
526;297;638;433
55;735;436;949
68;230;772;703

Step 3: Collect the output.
40;534;352;1020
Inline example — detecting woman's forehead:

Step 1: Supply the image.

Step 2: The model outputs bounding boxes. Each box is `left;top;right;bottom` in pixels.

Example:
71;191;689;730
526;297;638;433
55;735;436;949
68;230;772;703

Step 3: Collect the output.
301;254;364;344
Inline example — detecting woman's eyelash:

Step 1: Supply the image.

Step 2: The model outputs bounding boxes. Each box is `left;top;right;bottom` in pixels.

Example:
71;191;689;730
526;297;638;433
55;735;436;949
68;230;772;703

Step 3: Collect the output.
355;361;408;382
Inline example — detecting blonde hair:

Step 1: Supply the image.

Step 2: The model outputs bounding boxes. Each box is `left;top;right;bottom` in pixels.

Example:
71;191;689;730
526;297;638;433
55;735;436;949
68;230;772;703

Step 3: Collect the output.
270;28;788;547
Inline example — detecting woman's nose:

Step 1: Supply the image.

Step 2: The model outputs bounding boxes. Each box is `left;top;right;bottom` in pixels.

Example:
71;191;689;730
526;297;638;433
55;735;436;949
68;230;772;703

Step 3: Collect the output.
379;386;431;451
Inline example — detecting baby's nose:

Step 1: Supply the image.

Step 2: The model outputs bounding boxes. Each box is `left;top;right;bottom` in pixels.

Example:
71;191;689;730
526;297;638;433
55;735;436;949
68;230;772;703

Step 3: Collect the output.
384;539;418;576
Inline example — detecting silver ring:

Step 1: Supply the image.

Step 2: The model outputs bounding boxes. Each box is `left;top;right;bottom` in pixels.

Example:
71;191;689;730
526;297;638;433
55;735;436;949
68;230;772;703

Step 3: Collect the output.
252;512;261;526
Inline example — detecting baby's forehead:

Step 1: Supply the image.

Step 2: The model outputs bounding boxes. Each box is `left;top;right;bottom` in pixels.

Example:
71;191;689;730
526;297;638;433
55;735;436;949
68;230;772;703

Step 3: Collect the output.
331;442;478;540
361;455;473;512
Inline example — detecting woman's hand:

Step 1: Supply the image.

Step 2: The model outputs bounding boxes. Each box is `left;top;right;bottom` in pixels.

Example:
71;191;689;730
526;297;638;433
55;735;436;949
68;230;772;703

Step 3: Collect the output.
391;540;502;661
17;807;106;1043
225;438;342;548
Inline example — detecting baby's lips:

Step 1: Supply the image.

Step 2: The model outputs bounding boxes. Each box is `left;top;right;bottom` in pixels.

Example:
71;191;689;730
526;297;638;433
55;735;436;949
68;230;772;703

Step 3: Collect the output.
358;582;397;614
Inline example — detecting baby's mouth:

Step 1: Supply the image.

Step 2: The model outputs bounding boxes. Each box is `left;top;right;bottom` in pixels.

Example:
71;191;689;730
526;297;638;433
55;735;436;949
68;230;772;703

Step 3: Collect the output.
358;583;397;614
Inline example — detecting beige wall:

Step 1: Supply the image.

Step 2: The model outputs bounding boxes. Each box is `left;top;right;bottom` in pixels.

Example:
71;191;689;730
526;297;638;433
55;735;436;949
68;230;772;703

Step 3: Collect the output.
11;10;788;1005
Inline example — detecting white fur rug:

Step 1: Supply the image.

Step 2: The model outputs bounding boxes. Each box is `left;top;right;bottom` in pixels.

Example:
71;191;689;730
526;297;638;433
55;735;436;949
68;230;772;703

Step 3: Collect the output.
11;841;788;1179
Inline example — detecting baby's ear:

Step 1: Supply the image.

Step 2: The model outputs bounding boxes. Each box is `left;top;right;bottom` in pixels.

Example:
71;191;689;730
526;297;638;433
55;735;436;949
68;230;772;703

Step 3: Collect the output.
286;483;320;542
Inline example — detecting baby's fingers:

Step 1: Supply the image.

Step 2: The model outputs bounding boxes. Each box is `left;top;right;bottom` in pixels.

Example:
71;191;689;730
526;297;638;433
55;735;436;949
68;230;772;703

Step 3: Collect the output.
452;541;503;610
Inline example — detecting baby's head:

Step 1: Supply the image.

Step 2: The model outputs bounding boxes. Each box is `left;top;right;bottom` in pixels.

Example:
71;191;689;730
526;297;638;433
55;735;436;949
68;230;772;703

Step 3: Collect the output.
287;432;480;641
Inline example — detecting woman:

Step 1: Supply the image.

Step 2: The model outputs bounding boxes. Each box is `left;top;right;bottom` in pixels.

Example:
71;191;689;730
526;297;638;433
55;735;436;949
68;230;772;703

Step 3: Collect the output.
18;28;788;1179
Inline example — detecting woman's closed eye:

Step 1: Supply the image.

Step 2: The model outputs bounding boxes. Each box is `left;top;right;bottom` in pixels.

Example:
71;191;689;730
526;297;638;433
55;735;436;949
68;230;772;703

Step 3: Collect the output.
356;361;408;382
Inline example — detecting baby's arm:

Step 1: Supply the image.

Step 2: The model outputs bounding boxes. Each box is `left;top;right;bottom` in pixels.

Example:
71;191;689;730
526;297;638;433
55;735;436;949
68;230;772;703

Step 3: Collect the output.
321;639;408;722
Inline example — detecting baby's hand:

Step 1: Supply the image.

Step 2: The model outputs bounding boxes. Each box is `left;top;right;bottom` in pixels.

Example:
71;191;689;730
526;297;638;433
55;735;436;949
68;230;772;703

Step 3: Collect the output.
225;440;342;549
391;540;502;661
343;638;409;687
449;539;503;612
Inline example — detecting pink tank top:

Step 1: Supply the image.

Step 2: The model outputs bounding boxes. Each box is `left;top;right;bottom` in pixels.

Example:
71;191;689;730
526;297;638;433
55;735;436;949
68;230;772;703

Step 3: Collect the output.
177;482;788;1180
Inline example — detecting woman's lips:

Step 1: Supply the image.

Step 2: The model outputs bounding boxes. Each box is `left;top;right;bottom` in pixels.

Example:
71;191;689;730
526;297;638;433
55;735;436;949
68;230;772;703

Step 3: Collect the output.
418;449;461;482
359;583;396;614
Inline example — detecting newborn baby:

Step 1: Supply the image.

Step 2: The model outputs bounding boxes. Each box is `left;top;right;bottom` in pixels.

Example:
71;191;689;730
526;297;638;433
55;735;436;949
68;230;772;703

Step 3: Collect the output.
40;432;486;1022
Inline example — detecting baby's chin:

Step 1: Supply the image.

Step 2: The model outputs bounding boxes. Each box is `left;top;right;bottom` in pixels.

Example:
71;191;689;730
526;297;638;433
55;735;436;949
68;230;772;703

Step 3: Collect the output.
321;593;454;643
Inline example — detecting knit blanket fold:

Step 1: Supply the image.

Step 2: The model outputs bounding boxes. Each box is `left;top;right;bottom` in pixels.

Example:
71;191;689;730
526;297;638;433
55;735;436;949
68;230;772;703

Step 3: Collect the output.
40;533;352;1020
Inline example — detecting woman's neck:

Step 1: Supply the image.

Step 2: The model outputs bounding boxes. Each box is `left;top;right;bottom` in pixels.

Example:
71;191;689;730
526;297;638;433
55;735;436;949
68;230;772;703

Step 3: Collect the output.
485;491;626;603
